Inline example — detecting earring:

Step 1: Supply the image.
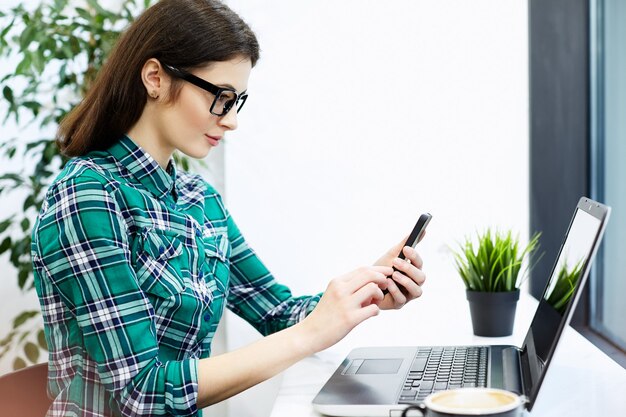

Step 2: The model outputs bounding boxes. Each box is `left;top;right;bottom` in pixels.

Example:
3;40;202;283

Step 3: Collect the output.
150;91;159;99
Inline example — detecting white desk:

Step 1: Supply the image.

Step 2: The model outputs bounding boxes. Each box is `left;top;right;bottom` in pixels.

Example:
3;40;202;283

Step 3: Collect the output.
269;257;626;416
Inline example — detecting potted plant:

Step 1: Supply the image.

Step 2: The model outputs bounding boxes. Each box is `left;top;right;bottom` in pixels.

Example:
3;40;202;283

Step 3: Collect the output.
453;229;541;337
0;0;164;371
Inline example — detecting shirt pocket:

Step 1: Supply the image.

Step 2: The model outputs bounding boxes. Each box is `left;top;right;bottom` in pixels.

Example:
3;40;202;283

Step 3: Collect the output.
202;233;230;298
203;233;230;262
134;228;186;298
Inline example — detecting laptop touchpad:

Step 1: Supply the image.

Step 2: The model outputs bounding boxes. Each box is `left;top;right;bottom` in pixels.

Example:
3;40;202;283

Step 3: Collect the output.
356;359;403;374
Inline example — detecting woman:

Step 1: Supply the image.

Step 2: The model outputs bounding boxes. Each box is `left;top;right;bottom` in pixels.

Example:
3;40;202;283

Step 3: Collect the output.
31;0;426;415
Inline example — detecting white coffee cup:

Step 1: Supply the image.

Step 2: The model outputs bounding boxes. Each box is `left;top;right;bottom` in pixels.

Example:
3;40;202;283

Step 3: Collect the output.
401;388;525;417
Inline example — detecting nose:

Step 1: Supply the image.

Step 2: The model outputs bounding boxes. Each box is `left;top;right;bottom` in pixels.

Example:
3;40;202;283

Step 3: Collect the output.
218;108;238;131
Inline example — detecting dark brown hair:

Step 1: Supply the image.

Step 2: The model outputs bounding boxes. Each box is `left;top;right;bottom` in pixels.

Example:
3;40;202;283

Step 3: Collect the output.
57;0;259;156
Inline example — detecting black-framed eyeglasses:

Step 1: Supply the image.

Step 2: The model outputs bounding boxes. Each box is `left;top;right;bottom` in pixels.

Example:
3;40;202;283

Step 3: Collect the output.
163;64;248;116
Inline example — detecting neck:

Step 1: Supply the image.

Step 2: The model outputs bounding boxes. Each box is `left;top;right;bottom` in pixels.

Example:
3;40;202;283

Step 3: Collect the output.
127;114;174;170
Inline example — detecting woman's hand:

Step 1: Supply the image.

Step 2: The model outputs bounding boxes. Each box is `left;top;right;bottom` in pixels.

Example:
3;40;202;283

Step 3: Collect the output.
300;265;393;353
197;265;392;406
375;238;426;310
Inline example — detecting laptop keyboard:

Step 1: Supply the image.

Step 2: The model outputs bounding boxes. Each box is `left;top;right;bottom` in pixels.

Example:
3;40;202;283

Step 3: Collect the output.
398;346;488;404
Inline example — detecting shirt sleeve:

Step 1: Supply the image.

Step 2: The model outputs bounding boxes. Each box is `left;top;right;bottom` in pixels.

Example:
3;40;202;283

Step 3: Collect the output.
34;174;199;416
223;206;322;336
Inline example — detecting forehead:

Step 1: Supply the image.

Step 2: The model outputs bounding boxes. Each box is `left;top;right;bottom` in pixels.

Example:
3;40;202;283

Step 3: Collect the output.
192;56;252;93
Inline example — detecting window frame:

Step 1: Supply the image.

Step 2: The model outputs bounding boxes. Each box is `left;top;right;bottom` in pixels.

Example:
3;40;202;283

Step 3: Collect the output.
528;0;625;367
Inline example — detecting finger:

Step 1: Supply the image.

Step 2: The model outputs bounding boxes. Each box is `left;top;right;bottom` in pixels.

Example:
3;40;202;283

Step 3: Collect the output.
402;246;424;269
393;257;426;286
344;267;393;291
385;278;407;307
353;282;385;307
392;271;423;300
371;265;395;276
339;265;393;282
351;303;380;326
389;236;408;256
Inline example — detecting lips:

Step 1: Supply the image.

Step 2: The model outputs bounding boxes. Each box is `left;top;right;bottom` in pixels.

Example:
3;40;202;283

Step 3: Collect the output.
204;134;222;146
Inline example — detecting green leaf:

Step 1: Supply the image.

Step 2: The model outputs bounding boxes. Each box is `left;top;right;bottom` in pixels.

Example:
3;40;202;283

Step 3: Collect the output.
24;342;40;363
13;357;27;370
86;0;107;15
0;345;10;360
31;49;45;74
18;269;30;289
37;329;47;350
75;7;92;22
43;142;57;162
19;24;36;50
18;331;30;343
15;53;31;75
20;218;30;232
2;85;13;104
25;139;48;152
1;18;14;36
0;219;11;233
22;100;41;116
54;0;66;11
23;194;36;211
0;173;23;183
0;330;17;347
0;237;12;255
70;36;81;55
12;310;39;328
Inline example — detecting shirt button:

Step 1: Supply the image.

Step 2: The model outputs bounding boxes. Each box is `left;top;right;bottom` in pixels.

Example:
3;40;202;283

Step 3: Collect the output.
158;246;165;255
203;313;211;322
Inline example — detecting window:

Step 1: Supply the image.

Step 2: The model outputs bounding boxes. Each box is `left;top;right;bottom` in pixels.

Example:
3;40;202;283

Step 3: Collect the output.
590;0;626;352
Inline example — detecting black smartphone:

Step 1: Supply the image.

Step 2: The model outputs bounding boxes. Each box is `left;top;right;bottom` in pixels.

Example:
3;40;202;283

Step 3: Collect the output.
384;213;432;294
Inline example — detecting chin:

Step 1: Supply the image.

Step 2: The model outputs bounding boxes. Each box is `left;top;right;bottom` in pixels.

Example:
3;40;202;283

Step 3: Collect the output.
179;145;212;161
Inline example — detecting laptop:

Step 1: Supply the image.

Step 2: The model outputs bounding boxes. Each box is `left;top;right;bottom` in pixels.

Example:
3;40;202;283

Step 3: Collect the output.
312;197;610;417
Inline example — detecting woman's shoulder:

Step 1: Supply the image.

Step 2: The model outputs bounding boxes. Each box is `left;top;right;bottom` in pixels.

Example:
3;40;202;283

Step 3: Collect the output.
48;153;120;196
36;155;124;229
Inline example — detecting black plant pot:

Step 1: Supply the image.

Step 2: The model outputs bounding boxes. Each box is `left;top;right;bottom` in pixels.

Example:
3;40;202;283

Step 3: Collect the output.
466;289;520;337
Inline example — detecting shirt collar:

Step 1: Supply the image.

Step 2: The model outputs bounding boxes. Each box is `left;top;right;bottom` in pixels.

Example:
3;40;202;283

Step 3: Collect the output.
107;136;177;199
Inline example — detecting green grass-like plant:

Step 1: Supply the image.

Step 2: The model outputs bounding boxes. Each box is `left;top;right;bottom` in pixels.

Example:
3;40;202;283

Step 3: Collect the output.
453;229;541;292
545;259;584;314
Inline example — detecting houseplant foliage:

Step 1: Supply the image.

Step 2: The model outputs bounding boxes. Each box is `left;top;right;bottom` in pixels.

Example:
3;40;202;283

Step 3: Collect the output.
453;229;541;336
0;0;162;371
454;229;541;292
545;259;584;315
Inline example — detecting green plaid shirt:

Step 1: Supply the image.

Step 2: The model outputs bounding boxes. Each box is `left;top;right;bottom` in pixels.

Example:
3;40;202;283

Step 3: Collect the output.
32;136;321;417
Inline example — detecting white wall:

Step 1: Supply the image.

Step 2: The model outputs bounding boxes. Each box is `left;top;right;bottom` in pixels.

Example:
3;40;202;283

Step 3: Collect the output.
222;1;528;416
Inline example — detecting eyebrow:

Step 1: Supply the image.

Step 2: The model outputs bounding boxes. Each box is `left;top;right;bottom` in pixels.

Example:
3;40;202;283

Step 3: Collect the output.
219;83;247;94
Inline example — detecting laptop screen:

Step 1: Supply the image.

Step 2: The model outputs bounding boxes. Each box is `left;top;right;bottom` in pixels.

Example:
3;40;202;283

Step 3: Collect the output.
521;198;610;409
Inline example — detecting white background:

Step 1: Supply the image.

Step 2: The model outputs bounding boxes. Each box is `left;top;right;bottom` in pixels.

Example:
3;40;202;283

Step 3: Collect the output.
0;1;529;416
222;1;529;416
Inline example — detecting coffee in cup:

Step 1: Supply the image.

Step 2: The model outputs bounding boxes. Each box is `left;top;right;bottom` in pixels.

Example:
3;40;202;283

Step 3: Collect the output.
402;388;524;417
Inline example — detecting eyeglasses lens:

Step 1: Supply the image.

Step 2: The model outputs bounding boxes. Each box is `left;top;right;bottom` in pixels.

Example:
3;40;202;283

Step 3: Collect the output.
212;90;236;116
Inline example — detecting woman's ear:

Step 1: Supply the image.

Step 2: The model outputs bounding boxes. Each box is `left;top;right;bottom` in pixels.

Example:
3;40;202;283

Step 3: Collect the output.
141;58;167;100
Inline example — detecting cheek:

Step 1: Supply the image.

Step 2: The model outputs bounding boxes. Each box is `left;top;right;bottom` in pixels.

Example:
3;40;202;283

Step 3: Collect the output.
176;89;212;129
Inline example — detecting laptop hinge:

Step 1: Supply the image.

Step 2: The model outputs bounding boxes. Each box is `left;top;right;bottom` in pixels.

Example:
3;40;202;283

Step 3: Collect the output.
501;347;524;396
518;345;535;400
